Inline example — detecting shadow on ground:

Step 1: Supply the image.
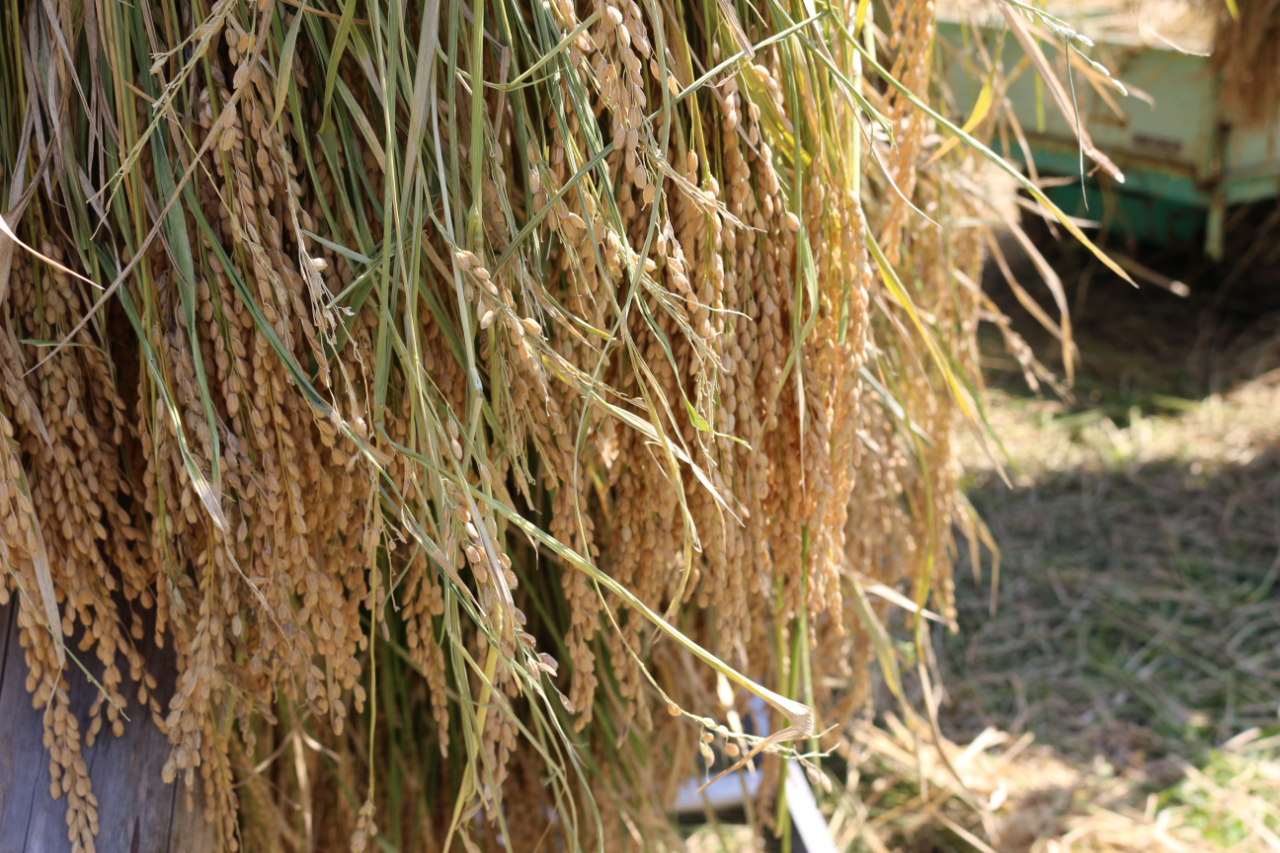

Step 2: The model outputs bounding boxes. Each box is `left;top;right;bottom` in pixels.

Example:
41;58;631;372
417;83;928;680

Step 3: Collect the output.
945;446;1280;765
981;201;1280;418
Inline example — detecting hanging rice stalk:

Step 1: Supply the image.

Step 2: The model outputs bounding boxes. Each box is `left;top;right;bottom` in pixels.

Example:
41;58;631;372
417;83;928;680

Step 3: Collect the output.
0;0;1109;848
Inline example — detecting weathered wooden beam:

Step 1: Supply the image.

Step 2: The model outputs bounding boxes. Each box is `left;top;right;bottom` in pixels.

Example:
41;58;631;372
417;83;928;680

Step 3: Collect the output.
0;602;216;853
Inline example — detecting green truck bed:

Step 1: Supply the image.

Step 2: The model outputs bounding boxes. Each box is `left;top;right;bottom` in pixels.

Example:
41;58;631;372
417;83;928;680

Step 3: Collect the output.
936;6;1280;255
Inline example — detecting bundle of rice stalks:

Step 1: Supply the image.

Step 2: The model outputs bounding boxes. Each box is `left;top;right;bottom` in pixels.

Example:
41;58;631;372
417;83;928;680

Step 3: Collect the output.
0;0;1117;849
1211;0;1280;128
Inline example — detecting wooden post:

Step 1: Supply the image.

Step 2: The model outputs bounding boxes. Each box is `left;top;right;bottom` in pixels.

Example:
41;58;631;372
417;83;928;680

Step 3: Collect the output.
0;602;216;853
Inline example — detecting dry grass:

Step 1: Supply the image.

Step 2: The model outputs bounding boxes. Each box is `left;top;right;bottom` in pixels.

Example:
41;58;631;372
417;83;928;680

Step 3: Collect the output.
685;823;767;853
1212;0;1280;128
837;712;1280;853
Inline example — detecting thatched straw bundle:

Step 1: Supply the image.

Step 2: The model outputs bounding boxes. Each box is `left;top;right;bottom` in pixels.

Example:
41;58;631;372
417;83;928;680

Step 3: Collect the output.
1212;0;1280;128
0;0;1109;849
